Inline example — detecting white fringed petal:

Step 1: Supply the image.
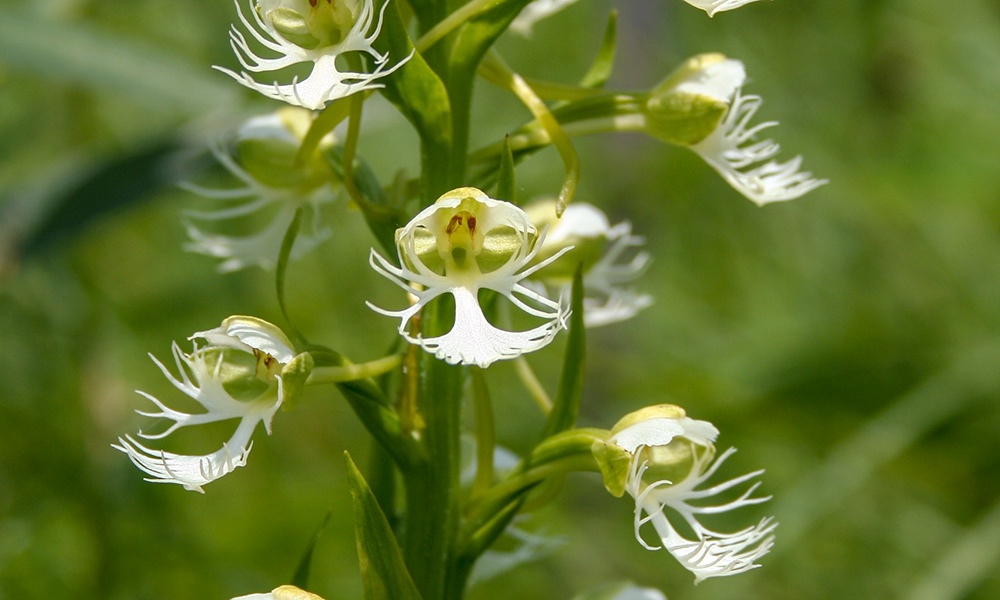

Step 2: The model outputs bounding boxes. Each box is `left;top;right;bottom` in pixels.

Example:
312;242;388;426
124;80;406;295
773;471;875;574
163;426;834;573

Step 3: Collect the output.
113;318;292;492
368;188;570;368
528;201;651;328
182;129;338;272
690;89;828;205
215;0;410;110
612;414;775;583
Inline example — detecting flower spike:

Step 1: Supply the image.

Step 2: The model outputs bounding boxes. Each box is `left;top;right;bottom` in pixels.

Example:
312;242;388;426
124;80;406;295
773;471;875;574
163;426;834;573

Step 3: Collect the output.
596;404;776;583
113;317;296;492
216;0;411;110
368;187;571;368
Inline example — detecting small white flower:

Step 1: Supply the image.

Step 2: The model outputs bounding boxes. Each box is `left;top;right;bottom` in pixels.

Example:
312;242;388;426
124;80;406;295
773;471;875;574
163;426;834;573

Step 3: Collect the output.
183;109;339;272
113;317;295;493
607;405;776;583
684;57;826;205
216;0;410;110
683;0;768;17
526;200;652;328
368;187;571;368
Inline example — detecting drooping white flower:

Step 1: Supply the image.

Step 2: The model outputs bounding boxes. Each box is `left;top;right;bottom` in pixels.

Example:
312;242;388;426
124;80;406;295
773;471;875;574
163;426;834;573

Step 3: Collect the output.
602;405;776;583
216;0;410;110
525;200;651;328
182;108;339;272
368;187;571;368
113;317;296;493
683;0;767;17
645;54;827;205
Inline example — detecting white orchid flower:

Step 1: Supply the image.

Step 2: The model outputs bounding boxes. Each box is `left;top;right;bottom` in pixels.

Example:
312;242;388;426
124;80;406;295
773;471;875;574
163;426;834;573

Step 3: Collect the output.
368;187;571;368
645;54;827;205
602;405;776;583
113;317;296;493
525;200;652;328
216;0;410;110
182;108;339;272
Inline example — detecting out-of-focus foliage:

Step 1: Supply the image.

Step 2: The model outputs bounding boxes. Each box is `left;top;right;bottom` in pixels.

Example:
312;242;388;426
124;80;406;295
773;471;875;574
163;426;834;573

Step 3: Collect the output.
2;0;999;599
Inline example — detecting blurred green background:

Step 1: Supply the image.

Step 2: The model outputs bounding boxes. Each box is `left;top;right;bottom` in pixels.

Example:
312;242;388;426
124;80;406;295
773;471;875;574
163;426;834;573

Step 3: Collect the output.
2;0;1000;598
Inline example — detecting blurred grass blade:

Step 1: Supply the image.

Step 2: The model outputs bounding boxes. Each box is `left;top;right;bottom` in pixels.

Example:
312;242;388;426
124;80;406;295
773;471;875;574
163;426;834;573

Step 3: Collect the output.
907;495;1000;600
344;452;423;600
543;265;585;438
12;139;210;260
578;11;618;89
291;511;332;589
0;10;236;111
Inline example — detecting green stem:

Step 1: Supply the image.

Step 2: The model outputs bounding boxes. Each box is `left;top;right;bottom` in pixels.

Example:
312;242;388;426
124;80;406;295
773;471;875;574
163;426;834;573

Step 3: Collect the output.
306;354;403;385
402;301;464;600
470;367;495;499
415;0;502;54
480;50;579;214
514;356;552;414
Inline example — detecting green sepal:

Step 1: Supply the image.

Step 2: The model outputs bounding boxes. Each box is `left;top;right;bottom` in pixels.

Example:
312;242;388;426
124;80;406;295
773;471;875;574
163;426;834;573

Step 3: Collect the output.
344;452;423;600
642;91;727;146
578;11;617;90
280;351;315;412
542;264;586;438
290;511;332;589
494;135;517;205
591;438;630;498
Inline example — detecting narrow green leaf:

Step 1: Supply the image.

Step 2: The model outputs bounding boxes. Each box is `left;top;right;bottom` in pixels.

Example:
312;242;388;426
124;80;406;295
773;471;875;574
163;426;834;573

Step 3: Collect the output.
291;511;333;589
579;11;618;90
543;264;586;438
368;0;452;202
344;452;423;600
494;136;517;205
276;208;306;347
